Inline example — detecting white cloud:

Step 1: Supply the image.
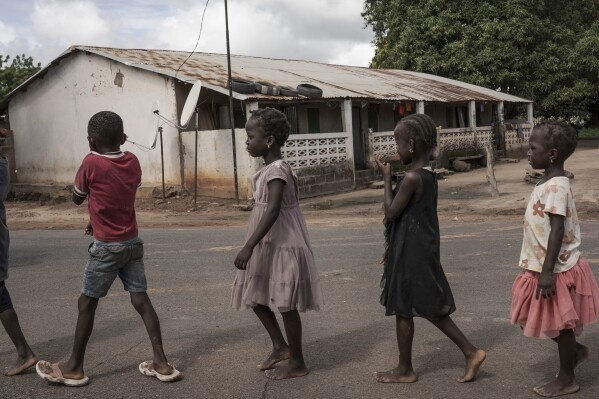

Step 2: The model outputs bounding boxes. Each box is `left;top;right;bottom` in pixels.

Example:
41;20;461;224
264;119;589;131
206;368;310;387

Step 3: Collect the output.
329;42;376;67
0;21;18;47
143;0;374;66
31;0;112;50
3;0;375;67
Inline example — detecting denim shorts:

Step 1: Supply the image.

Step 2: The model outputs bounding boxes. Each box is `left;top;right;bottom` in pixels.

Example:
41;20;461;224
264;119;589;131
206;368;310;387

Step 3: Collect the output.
82;237;147;298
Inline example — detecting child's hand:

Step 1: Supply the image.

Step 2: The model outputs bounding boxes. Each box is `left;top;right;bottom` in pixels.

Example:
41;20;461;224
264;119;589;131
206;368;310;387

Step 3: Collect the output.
535;272;556;299
84;222;93;236
234;245;254;270
375;155;392;178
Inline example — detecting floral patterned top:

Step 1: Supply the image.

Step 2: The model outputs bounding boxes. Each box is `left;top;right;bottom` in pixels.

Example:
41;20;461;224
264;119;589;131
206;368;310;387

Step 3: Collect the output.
519;176;580;273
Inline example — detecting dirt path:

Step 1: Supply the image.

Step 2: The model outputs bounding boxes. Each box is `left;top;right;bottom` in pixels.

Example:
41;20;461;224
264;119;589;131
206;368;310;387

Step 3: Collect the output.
6;143;598;230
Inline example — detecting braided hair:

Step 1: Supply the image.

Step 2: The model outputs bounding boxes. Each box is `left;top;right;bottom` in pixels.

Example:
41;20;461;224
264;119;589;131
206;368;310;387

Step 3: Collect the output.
395;113;437;149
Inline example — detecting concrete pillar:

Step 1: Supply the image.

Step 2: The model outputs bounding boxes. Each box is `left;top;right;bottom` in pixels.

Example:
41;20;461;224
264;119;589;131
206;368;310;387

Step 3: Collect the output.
245;101;258;120
527;103;534;124
341;99;356;185
469;100;477;144
468;101;476;128
416;101;425;114
498;101;506;155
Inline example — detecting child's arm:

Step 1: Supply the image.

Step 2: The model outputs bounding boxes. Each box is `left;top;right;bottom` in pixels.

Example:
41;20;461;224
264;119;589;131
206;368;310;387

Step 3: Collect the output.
84;221;93;236
375;155;419;221
536;213;565;299
234;179;285;270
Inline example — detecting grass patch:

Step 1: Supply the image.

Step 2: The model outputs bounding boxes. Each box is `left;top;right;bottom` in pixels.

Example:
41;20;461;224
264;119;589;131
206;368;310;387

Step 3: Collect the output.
579;128;599;139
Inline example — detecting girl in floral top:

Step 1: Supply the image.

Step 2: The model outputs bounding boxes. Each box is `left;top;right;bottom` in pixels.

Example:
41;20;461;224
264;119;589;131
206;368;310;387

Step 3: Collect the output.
511;121;599;397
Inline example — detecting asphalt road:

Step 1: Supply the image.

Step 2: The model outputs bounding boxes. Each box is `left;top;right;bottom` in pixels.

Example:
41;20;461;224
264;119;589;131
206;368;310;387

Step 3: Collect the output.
1;221;599;398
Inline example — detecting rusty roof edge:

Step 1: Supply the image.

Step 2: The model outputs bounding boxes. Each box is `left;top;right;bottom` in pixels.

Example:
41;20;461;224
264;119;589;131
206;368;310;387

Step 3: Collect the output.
0;46;251;112
0;46;80;111
80;47;251;101
397;70;532;103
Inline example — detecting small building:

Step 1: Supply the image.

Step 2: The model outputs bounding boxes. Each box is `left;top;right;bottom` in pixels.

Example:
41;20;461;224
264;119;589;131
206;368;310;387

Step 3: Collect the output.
0;46;532;198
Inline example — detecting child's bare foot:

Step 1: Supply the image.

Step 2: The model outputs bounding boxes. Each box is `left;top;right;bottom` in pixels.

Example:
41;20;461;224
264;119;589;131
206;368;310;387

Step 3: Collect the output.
150;361;174;376
533;377;580;397
3;355;38;376
374;367;418;383
264;361;309;380
458;349;486;383
258;348;290;370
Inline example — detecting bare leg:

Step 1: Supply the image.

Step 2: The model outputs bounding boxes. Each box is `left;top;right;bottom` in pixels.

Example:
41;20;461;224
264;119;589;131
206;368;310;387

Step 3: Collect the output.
551;337;589;370
130;292;172;375
375;316;418;383
265;310;308;380
429;316;486;383
534;329;580;397
0;307;37;376
252;304;290;370
58;294;99;380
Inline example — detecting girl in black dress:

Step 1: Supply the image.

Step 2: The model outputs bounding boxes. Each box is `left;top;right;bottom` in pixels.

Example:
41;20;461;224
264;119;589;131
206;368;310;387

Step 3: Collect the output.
375;114;486;384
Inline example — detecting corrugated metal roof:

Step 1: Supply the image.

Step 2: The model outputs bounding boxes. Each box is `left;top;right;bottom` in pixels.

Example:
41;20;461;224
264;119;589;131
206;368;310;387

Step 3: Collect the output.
1;45;531;110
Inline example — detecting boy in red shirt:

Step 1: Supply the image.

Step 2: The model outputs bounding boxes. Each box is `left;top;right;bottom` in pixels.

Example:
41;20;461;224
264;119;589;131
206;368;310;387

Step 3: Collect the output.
36;111;181;386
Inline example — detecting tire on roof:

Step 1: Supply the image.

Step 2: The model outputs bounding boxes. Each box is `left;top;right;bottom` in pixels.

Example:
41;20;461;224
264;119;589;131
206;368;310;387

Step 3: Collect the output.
296;83;323;98
254;81;281;96
229;79;256;94
279;87;299;97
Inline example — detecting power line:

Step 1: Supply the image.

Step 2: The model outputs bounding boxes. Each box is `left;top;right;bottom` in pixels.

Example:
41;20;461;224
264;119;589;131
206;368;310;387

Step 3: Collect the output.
175;0;211;78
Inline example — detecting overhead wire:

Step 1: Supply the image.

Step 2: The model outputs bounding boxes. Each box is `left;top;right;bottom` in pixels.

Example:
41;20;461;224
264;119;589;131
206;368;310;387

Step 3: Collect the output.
175;0;211;79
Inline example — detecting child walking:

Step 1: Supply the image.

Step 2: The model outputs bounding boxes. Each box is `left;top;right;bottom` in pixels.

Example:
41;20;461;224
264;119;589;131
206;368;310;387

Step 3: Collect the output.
1;152;37;376
375;114;486;384
511;121;599;397
36;111;181;386
231;107;323;380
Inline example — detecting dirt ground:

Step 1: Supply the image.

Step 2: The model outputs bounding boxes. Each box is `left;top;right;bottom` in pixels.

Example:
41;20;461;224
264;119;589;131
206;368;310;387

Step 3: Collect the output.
5;142;598;230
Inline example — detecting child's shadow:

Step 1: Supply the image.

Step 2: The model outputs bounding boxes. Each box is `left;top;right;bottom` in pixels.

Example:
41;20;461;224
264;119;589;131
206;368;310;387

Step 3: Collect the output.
305;321;388;371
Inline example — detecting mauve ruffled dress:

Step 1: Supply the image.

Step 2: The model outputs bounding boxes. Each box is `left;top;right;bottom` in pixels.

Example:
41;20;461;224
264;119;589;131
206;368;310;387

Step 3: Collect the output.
231;160;323;312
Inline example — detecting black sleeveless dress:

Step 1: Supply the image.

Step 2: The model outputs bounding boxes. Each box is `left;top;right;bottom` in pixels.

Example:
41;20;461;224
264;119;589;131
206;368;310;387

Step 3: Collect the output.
380;168;456;319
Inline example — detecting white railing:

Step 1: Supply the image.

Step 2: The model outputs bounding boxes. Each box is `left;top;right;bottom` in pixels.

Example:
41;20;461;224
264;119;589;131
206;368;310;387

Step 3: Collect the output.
283;132;350;169
371;131;396;158
438;126;494;151
505;123;532;148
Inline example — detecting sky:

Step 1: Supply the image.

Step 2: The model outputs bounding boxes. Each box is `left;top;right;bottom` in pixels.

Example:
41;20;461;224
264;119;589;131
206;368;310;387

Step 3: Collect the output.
0;0;376;68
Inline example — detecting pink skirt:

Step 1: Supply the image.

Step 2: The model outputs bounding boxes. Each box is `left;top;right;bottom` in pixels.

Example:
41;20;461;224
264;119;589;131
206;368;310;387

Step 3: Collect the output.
511;257;599;339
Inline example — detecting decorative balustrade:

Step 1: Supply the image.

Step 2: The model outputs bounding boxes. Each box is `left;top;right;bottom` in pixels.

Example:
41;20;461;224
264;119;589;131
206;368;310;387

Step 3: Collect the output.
283;132;349;169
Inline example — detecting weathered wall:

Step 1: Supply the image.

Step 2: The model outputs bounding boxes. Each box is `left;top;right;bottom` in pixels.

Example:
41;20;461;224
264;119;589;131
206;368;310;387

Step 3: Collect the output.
294;161;354;197
180;128;259;199
8;52;180;185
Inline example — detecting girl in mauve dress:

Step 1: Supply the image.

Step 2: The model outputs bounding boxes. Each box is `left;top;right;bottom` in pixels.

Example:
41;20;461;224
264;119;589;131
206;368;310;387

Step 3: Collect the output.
231;107;323;380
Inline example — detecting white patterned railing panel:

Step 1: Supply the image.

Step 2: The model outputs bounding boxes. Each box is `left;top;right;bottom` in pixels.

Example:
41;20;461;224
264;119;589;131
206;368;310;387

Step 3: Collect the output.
438;127;496;151
505;123;532;147
283;132;350;169
372;131;397;157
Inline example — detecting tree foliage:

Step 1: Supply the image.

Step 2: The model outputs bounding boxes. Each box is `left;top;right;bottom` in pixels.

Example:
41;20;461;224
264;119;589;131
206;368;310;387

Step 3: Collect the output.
363;0;599;124
0;54;42;100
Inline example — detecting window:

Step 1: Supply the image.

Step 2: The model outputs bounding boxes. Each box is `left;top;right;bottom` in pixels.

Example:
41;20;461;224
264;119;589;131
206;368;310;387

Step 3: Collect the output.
368;107;379;132
283;106;299;135
307;108;320;133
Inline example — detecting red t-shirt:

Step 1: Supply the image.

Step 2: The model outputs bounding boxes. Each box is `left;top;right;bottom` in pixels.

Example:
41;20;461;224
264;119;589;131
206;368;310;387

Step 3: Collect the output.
73;151;141;242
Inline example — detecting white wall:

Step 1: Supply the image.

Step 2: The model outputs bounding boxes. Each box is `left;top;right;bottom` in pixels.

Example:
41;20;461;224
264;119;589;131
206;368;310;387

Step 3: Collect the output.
180;128;260;199
8;52;180;185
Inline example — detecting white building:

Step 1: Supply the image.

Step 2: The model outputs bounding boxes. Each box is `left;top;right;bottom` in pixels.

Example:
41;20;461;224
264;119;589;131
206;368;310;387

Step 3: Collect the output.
0;46;532;198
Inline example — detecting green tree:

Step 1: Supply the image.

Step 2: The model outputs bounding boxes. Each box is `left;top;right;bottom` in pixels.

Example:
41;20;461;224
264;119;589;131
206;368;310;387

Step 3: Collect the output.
363;0;599;124
0;54;42;100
